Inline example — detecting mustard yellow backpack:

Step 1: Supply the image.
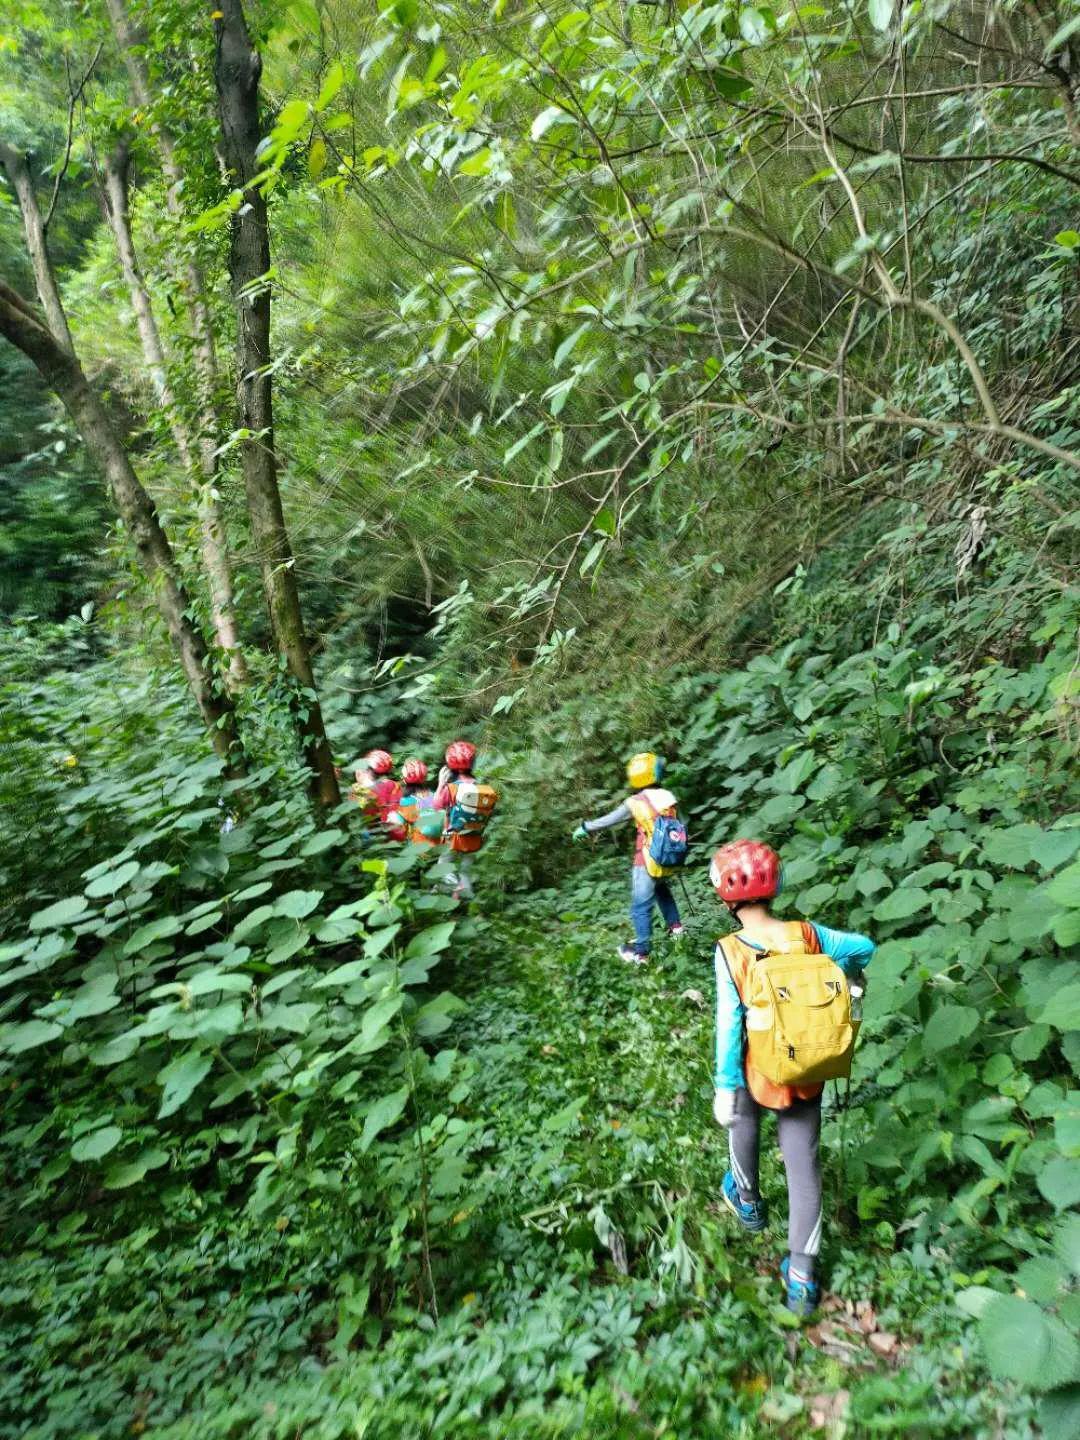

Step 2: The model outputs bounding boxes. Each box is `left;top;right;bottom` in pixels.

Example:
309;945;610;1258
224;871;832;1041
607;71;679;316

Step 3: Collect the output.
739;938;860;1087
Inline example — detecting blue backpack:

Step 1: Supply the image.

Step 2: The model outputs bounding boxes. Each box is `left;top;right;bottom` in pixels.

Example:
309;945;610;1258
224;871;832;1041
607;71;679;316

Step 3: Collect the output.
650;813;689;871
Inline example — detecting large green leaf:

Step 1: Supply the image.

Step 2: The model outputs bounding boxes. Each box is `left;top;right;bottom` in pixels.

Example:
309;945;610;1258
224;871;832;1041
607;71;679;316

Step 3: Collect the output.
1040;985;1080;1032
1039;1157;1080;1212
404;922;455;960
84;860;141;898
874;888;930;922
358;1085;410;1152
103;1149;170;1190
272;890;324;920
156;1051;212;1119
124;915;181;955
924;1004;979;1054
3;1018;63;1053
71;1125;122;1162
1046;862;1080;907
977;1295;1053;1387
29;895;91;931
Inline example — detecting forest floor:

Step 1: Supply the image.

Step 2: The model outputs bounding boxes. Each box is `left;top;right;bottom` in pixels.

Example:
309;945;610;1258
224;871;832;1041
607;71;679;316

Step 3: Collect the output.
1;870;1033;1440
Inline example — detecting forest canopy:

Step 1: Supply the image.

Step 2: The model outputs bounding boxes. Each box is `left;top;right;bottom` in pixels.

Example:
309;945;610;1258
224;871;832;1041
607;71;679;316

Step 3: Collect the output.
0;2;1078;1437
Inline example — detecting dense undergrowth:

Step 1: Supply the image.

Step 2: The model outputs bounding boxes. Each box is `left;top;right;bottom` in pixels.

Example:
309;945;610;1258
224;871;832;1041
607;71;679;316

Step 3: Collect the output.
2;524;1078;1436
3;2;1080;1436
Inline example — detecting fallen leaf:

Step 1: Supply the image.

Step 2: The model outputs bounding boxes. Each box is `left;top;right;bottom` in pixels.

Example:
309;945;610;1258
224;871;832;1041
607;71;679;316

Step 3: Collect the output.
681;987;705;1006
855;1299;876;1334
868;1330;898;1357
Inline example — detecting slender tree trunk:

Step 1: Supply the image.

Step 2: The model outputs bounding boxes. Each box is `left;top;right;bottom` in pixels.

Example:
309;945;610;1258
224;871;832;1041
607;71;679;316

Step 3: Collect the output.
0;143;75;354
213;0;340;805
102;139;249;688
0;280;240;767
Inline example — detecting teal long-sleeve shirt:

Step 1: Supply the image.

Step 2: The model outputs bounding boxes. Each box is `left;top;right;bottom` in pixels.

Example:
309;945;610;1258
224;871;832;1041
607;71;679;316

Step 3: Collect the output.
713;923;874;1091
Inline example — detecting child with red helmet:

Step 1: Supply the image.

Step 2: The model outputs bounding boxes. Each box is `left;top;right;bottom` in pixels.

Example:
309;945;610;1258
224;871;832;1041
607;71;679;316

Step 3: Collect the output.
390;759;443;848
432;741;497;898
710;839;874;1317
350;749;403;836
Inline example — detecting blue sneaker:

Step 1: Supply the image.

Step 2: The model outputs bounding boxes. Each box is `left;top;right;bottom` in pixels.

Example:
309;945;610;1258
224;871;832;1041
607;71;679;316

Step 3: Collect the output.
721;1170;767;1232
780;1256;819;1317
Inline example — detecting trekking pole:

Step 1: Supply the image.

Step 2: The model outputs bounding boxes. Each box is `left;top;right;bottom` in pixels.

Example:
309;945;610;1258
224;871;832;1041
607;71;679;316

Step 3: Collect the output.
677;873;698;919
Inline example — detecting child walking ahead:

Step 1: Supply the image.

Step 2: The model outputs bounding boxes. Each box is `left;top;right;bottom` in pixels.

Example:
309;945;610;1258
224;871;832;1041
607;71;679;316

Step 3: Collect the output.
571;751;685;964
709;839;873;1316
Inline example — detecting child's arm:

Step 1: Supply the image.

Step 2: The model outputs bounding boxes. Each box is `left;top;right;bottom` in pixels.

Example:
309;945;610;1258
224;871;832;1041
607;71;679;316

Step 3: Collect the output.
581;801;632;833
713;942;746;1093
811;922;875;978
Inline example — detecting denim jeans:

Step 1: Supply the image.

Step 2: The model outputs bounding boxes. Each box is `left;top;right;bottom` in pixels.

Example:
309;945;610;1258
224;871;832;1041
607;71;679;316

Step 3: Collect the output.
630;865;680;954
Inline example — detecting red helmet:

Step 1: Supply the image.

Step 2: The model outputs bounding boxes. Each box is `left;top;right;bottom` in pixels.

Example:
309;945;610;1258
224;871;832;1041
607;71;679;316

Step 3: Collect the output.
366;749;394;775
445;739;476;771
401;758;428;784
709;840;782;904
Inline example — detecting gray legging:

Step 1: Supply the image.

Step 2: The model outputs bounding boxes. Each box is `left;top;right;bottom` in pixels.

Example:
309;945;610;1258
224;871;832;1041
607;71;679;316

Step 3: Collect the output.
729;1087;823;1280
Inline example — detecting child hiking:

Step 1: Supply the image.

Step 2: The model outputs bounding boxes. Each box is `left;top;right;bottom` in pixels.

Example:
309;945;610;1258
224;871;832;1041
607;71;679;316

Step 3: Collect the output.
572;751;688;964
391;759;444;848
709;839;874;1316
350;750;403;836
432;740;498;900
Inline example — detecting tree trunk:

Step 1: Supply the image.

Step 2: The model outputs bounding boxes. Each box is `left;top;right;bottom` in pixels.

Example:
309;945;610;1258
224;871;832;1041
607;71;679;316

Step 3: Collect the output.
103;0;219;408
0;279;240;768
102;138;248;689
213;0;340;805
0;143;75;354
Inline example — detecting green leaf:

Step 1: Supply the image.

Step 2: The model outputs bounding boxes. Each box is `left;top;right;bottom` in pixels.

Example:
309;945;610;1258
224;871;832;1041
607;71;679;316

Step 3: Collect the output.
1039;984;1080;1031
84;860;141;898
272;890;324;920
1046;862;1080;907
299;829;344;857
1055;1215;1080;1273
3;1018;63;1053
955;1285;1000;1319
977;1299;1080;1391
1015;1257;1065;1303
1032;827;1080;872
358;1085;410;1152
1039;1157;1080;1211
71;1125;122;1162
924;1004;979;1053
124;915;181;955
316;60;345;111
313;959;369;988
29;895;91;931
404;922;455;960
260;1002;321;1035
543;1094;586;1133
157;1051;212;1119
414;990;465;1039
1040;1388;1080;1440
873;888;930;922
88;1032;141;1066
103;1148;169;1190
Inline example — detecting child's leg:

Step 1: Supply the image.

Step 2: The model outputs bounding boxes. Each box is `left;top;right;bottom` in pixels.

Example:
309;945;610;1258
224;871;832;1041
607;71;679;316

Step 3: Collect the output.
653;879;681;929
629;867;655;953
729;1087;762;1201
776;1095;823;1280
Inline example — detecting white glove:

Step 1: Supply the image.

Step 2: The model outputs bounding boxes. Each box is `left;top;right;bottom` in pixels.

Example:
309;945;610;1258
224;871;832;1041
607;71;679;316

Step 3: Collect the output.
713;1089;737;1128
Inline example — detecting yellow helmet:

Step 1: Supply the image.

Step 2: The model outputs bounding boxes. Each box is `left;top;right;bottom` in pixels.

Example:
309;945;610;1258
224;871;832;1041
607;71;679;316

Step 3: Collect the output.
626;752;665;789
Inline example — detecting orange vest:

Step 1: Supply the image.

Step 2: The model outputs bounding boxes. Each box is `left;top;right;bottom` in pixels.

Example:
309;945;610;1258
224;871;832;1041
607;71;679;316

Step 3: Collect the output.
719;920;824;1110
